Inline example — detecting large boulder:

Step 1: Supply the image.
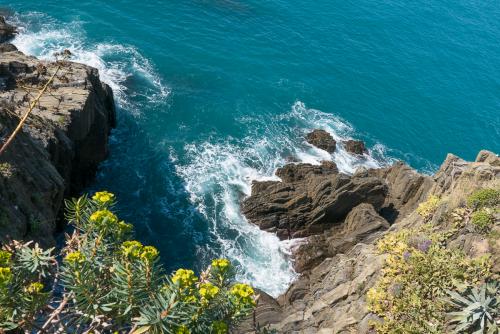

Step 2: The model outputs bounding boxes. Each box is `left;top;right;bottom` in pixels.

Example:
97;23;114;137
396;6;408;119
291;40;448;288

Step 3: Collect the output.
306;129;336;153
0;16;15;42
327;203;389;254
275;160;338;183
242;162;387;239
343;139;367;155
0;43;17;53
363;161;433;223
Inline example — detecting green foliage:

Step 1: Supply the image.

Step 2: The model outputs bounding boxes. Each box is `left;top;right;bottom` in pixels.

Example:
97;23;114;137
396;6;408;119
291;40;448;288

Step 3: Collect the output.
0;242;53;331
445;281;499;333
0;191;257;333
471;208;495;233
416;195;441;220
467;188;500;210
367;224;493;333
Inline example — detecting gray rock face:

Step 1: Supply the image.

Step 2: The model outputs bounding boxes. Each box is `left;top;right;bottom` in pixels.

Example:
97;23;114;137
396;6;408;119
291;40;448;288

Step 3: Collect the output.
0;48;116;245
306;129;336;153
0;16;15;43
275;161;338;183
343;139;367;155
365;161;433;223
293;203;389;273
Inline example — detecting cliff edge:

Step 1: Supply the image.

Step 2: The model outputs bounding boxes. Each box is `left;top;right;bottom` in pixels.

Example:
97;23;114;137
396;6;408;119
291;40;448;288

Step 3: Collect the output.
0;18;116;245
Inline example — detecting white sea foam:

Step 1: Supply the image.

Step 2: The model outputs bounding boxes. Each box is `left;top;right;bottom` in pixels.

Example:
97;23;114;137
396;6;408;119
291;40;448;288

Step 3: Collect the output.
176;101;393;296
10;12;169;112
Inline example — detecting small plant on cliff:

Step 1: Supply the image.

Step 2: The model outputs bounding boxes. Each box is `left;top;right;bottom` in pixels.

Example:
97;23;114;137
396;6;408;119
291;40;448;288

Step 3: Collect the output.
416;195;441;220
445;281;499;333
467;188;500;210
471;208;495;233
0;162;13;178
0;191;257;333
367;224;492;333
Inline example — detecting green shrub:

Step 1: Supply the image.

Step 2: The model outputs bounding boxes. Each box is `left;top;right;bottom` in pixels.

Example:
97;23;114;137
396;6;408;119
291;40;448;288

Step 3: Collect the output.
471;208;495;233
0;191;256;333
467;188;500;210
367;225;492;333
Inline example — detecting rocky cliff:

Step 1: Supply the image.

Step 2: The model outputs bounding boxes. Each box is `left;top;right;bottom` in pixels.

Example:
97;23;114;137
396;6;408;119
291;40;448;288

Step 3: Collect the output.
240;129;499;333
0;18;116;245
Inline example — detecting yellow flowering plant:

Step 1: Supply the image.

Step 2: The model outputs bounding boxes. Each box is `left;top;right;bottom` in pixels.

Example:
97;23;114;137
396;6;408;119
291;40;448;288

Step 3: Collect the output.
92;191;115;206
1;192;257;333
0;250;11;267
0;242;54;330
25;282;44;294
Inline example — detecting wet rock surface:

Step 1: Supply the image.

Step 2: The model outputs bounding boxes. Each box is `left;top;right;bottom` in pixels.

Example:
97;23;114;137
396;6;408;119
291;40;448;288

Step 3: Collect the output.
306;129;336;153
0;16;15;42
343;139;367;155
242;161;387;239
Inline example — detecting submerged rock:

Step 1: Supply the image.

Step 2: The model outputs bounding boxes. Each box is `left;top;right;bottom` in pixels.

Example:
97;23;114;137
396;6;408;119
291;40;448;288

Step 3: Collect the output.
306;129;336;153
0;48;116;245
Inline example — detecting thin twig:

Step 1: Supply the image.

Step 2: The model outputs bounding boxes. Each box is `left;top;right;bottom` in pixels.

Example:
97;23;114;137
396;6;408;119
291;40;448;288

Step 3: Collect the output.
41;294;69;332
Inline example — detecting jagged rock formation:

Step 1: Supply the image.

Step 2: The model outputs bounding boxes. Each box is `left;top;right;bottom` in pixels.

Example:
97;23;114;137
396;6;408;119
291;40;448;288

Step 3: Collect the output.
240;149;499;333
242;161;388;239
0;32;116;245
306;129;336;153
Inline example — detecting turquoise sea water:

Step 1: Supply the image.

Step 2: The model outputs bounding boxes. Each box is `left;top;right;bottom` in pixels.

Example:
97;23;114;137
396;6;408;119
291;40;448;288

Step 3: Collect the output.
4;0;500;296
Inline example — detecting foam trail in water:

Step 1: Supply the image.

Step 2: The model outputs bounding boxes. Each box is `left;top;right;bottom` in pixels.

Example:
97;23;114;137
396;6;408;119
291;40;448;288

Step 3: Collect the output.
176;101;392;296
10;12;169;112
176;141;297;296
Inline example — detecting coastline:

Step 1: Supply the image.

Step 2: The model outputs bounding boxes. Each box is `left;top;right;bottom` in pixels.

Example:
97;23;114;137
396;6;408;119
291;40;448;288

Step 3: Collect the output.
2;11;499;333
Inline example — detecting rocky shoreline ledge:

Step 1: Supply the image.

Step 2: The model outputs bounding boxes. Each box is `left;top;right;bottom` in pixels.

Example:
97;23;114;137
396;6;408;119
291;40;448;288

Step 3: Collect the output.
0;16;115;245
240;129;499;333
